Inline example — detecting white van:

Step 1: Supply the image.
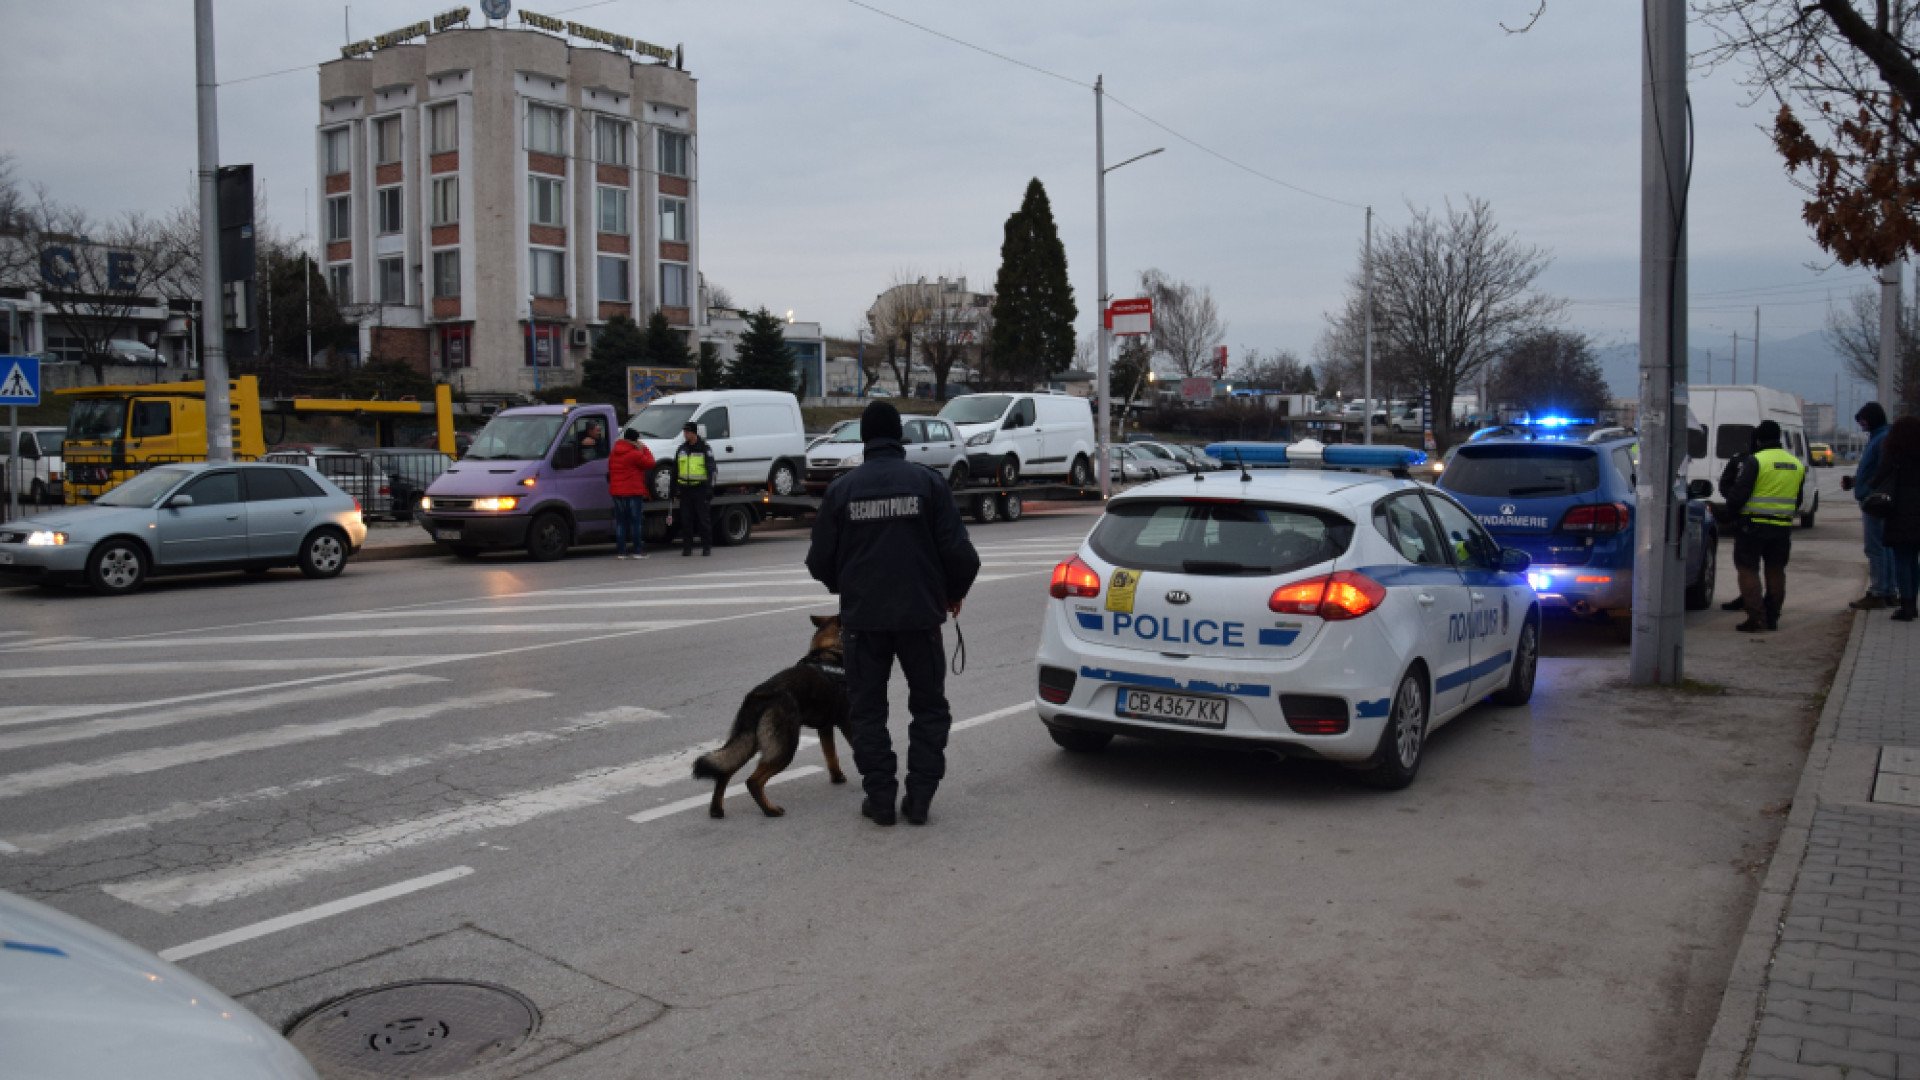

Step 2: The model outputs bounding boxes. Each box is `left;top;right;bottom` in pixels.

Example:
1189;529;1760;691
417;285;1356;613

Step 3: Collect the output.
1686;384;1819;528
2;427;65;504
938;392;1097;487
624;389;810;497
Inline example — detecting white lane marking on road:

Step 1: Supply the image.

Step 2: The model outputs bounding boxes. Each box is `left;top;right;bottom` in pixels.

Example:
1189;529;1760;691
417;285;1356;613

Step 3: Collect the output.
345;706;666;776
103;741;713;912
0;674;445;750
623;703;1034;827
299;599;825;620
6;706;664;854
628;766;824;824
156;866;474;962
0;665;481;729
0;689;550;801
4;778;348;855
0;636;92;649
0;658;450;681
0;840;18;854
19;622;703;650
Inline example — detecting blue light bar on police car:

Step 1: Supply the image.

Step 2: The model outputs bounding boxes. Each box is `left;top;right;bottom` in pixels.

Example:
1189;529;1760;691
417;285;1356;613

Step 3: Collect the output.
1204;440;1426;470
1323;445;1427;468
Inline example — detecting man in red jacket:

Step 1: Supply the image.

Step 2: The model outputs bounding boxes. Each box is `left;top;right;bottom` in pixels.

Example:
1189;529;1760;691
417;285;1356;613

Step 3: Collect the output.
608;426;656;559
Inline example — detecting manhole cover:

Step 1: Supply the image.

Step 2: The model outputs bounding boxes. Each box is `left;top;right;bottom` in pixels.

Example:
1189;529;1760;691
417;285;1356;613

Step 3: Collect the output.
286;980;540;1078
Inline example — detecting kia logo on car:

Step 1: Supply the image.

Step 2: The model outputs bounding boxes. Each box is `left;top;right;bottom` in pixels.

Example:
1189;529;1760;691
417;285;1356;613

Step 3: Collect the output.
1500;503;1517;515
1166;590;1191;605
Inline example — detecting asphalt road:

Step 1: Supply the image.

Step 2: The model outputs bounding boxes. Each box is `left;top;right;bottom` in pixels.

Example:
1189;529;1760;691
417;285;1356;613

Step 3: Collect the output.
0;476;1860;1079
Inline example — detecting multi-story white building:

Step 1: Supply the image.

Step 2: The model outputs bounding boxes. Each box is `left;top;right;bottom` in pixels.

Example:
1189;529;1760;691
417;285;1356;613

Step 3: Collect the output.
316;18;699;395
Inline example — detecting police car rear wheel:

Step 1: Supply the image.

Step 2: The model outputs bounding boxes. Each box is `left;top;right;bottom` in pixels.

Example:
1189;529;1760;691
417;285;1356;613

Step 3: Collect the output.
1359;672;1428;790
1490;617;1538;706
1048;725;1112;753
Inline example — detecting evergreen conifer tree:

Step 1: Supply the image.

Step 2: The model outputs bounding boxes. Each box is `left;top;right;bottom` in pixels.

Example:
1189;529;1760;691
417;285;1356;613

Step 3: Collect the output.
727;308;796;393
988;178;1078;386
640;309;693;369
581;315;646;405
695;341;726;389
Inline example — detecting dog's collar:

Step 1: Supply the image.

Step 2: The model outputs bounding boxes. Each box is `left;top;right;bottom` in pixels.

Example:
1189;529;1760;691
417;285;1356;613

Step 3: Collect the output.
800;653;846;680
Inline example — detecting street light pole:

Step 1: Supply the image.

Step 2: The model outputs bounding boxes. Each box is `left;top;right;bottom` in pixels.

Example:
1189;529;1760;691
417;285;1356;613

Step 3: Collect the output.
1094;76;1111;498
194;0;232;462
1879;263;1902;416
1363;206;1374;446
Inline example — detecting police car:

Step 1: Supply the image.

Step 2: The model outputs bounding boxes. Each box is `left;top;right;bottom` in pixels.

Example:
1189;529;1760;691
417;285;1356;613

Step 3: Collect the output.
1034;441;1540;789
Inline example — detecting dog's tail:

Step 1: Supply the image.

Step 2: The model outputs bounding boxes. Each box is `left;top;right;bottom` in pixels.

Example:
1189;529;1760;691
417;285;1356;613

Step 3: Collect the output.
691;693;768;780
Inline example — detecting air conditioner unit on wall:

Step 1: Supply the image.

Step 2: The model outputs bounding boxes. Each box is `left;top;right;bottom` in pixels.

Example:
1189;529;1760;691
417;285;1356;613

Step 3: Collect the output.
569;327;590;348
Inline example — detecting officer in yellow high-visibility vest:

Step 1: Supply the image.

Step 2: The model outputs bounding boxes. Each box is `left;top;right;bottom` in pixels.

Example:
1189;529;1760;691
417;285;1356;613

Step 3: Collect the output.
671;420;717;557
1723;420;1807;632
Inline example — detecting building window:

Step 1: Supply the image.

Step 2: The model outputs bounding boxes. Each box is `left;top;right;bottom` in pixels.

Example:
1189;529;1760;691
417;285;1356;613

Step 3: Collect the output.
528;176;564;227
596;186;628;235
378;257;406;304
658;130;689;177
527;103;566;154
597;255;630;302
432;176;458;225
374;116;402;165
525;321;564;367
376;186;403;235
433;250;460;299
530;249;565;298
429;103;457;153
323;127;351;174
594;116;629;165
660;261;689;307
438;323;471;368
326;195;352;241
328;263;352;303
659;196;687;243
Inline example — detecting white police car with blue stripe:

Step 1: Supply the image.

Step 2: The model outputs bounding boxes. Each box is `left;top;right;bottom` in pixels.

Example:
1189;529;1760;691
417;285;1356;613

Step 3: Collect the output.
1034;440;1540;788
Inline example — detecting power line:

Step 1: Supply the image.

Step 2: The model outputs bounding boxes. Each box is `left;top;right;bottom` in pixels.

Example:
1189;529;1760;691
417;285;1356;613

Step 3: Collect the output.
844;0;1369;211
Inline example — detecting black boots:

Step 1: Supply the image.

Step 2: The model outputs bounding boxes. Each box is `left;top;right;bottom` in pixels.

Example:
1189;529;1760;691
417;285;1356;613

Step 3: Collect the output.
901;789;932;826
1894;604;1918;623
861;795;896;827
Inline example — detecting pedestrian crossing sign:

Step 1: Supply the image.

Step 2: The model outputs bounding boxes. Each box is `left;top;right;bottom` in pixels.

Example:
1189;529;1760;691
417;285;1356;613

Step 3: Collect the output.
0;355;40;406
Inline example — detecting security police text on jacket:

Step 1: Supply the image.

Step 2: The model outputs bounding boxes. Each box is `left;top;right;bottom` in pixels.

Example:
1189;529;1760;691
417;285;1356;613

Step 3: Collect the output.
805;417;981;630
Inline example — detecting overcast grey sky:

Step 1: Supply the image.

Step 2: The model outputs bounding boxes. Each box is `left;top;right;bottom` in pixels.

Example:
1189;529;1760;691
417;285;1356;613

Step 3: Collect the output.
1;0;1884;378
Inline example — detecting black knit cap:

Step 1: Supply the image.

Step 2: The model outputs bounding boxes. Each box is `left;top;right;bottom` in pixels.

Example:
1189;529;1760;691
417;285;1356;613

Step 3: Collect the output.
1754;419;1783;447
862;399;903;443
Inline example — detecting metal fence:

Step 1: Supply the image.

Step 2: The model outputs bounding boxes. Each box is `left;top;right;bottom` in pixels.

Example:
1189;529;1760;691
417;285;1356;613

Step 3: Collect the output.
0;484;60;525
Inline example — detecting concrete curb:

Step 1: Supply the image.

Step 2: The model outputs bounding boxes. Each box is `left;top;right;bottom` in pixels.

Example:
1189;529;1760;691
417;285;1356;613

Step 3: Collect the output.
1692;609;1867;1080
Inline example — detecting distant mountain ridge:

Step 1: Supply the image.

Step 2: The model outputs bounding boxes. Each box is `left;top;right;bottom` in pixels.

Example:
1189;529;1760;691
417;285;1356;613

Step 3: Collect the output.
1591;329;1856;410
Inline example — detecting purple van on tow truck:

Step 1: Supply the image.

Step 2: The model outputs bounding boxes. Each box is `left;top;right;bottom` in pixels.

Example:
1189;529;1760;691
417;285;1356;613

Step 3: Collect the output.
417;403;620;560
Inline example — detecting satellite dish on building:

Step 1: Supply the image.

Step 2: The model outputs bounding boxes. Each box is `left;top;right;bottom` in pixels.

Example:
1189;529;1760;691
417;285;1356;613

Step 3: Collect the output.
481;0;511;21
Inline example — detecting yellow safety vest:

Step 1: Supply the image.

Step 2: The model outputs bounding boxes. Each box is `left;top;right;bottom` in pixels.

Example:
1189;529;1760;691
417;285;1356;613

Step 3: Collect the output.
676;448;708;483
1742;448;1805;524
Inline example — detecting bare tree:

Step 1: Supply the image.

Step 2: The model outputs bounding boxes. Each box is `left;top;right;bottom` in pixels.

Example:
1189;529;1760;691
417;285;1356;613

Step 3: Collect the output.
917;274;976;400
11;188;190;383
1697;0;1920;266
1140;269;1226;378
0;153;31;288
1826;279;1920;410
1230;347;1312;391
867;268;927;395
1361;196;1562;447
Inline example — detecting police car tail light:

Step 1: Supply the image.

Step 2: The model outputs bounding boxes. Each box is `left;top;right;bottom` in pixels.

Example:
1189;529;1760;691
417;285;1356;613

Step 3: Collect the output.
1268;571;1386;620
1049;555;1102;599
1559;502;1631;535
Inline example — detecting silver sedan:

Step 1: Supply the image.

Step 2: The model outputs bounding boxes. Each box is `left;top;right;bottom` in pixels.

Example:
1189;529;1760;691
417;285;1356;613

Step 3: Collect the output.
0;462;366;595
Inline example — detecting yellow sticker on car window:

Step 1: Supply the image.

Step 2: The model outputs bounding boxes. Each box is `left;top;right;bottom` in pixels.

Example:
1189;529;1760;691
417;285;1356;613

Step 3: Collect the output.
1106;568;1141;613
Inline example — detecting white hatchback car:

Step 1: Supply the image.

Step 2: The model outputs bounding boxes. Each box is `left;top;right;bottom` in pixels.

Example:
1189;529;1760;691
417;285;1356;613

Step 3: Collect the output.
1033;441;1540;789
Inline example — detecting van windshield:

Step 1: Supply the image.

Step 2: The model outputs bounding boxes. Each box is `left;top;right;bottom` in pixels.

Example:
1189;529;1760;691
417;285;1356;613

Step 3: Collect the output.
67;400;127;440
464;414;564;461
629;402;697;439
939;395;1010;426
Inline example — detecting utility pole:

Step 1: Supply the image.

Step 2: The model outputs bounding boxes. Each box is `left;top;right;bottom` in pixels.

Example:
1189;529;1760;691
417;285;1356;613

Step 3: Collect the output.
1880;263;1902;416
1753;306;1761;384
1363;206;1375;446
1631;0;1688;685
194;0;232;462
1730;331;1739;382
304;189;314;367
1094;75;1112;498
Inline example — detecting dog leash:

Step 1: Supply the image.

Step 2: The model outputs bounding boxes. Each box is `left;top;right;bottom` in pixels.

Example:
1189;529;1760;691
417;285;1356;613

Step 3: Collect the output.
950;618;966;676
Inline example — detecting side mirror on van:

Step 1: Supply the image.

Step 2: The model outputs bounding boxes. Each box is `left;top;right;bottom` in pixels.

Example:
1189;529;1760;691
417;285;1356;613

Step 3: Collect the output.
1686;479;1714;501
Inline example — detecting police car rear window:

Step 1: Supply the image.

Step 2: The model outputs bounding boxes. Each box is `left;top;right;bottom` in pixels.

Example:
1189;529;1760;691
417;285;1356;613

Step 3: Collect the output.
1089;500;1353;576
1441;445;1600;499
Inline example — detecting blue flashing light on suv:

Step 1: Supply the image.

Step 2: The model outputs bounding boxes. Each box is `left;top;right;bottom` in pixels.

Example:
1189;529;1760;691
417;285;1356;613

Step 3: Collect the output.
1437;431;1717;623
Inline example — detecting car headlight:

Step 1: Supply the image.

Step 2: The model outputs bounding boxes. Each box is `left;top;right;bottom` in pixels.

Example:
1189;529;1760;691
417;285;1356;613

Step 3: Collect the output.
472;496;518;512
25;531;68;547
419;496;433;511
843;452;863;467
966;432;993;447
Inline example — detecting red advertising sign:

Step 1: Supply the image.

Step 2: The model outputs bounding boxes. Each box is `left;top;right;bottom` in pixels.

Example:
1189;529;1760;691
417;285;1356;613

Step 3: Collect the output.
1180;377;1213;403
1105;297;1153;336
1212;345;1229;377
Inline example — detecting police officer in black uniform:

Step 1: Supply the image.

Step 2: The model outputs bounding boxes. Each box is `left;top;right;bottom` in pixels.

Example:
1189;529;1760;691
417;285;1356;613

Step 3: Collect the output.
807;401;981;826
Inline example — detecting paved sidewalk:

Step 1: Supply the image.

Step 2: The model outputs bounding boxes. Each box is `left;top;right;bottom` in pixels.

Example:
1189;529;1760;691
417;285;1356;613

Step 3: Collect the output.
1699;609;1920;1080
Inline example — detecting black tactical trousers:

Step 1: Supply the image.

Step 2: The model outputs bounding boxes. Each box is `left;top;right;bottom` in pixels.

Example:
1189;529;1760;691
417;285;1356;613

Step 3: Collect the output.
844;626;951;803
677;487;712;553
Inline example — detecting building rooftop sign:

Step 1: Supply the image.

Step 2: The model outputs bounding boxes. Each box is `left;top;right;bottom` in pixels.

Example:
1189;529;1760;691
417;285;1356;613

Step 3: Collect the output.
339;7;471;58
517;8;675;62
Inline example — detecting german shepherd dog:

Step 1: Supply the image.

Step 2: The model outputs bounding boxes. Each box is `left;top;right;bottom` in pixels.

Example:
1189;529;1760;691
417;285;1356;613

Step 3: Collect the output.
692;614;852;818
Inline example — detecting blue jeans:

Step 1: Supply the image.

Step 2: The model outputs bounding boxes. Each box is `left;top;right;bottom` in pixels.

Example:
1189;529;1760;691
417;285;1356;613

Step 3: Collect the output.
1864;512;1896;596
1894;544;1920;608
612;495;646;556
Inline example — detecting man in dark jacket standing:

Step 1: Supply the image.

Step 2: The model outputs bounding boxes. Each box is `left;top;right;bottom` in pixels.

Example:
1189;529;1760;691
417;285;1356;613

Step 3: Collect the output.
1842;402;1895;608
807;401;981;826
672;420;717;557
